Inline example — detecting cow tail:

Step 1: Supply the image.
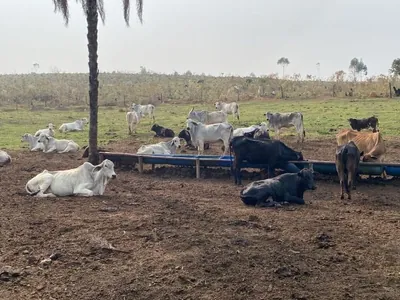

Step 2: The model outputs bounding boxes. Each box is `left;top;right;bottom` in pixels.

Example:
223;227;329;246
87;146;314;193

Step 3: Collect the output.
342;148;350;193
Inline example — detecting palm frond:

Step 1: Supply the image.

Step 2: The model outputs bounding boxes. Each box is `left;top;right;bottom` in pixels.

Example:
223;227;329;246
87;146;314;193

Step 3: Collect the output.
53;0;70;24
136;0;143;24
123;0;143;26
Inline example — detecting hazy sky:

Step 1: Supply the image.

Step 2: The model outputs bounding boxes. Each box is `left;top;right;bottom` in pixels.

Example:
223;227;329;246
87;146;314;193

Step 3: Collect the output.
0;0;398;78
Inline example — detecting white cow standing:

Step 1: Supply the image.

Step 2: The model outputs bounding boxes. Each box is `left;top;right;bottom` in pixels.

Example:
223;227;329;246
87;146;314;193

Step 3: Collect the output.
59;118;88;133
21;133;45;151
126;110;144;135
131;103;155;122
187;107;228;125
186;119;233;155
37;133;80;153
137;137;181;155
264;112;305;143
0;150;11;167
35;123;55;137
25;159;117;197
215;101;240;120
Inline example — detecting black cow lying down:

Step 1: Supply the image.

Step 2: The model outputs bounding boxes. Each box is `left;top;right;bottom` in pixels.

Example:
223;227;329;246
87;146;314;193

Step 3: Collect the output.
151;124;175;138
240;168;316;207
178;129;210;150
230;136;304;185
348;116;378;132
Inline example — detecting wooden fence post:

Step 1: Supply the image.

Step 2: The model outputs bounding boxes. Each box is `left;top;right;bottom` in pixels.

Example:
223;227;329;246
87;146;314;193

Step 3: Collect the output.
196;159;200;179
138;156;144;173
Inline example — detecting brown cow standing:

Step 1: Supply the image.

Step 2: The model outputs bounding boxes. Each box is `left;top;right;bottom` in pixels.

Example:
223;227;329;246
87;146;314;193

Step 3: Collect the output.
335;141;362;200
336;129;387;179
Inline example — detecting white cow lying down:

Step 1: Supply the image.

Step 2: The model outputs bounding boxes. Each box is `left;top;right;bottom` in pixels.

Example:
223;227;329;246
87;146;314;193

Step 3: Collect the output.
59;118;88;133
25;159;117;197
0;150;11;167
38;133;80;153
35;123;55;137
137;137;181;155
21;133;44;151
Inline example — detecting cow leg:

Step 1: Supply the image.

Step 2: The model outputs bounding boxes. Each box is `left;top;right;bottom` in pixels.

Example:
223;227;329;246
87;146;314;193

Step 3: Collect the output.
73;184;94;197
235;160;242;185
33;174;56;198
284;193;305;205
44;147;56;153
58;144;75;153
198;142;204;155
347;175;352;200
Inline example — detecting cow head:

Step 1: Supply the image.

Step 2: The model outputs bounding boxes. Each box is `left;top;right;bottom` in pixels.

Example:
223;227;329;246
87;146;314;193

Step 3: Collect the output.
298;168;317;190
151;124;161;132
21;133;29;142
264;112;273;121
81;118;89;125
47;123;55;129
170;137;181;149
93;159;117;179
215;101;221;110
362;154;378;162
178;129;191;143
38;133;51;143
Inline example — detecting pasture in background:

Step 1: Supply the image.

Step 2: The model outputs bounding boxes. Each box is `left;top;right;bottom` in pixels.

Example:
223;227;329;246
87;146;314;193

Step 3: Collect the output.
1;97;399;150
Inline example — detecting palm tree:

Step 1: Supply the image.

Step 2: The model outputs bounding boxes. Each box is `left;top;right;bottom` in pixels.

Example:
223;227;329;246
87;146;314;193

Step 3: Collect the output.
52;0;143;164
277;57;290;78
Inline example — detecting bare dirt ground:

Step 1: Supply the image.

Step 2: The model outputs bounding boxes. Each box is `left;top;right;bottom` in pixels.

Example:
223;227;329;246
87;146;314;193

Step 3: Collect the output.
1;137;400;300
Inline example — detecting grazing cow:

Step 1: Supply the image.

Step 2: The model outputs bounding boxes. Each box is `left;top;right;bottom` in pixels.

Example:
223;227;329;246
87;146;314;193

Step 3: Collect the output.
0;150;11;167
35;123;55;137
229;136;304;185
187;107;228;124
178;129;210;150
37;133;80;153
25;159;116;197
151;124;175;138
348;116;379;132
264;112;305;143
137;137;181;155
21;133;44;151
59;118;88;133
186;119;233;155
126;110;144;135
215;101;240;120
335;141;362;200
132;103;155;122
240;168;316;206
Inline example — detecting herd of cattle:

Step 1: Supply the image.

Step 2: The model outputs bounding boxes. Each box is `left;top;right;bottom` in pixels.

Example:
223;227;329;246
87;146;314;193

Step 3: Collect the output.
0;100;389;207
125;102;387;206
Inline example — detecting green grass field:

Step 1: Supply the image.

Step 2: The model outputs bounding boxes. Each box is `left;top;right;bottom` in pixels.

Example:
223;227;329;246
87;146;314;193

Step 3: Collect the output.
0;98;398;150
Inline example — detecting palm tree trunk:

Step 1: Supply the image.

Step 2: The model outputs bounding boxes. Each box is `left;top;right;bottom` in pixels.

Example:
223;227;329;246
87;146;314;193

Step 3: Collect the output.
86;0;99;165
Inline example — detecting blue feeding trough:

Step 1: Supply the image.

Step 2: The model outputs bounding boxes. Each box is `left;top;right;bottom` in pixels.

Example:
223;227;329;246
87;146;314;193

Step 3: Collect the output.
99;152;397;179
